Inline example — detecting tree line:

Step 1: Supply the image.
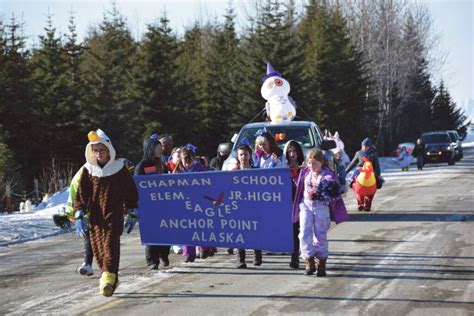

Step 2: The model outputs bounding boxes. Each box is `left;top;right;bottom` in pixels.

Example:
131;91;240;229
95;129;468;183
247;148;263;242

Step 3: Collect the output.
0;0;469;194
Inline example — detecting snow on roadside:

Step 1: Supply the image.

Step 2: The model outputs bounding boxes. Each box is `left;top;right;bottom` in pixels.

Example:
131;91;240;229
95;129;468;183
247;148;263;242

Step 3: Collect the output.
0;190;69;247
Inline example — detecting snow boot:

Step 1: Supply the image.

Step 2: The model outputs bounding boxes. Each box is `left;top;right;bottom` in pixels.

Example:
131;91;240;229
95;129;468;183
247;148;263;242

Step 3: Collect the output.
149;263;159;270
289;253;299;269
161;256;170;267
99;272;118;297
78;262;94;276
317;258;327;277
236;249;247;269
305;257;316;275
253;250;262;266
184;255;195;263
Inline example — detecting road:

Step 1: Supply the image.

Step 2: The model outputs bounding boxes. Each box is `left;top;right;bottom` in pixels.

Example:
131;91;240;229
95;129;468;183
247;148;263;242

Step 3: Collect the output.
1;147;473;315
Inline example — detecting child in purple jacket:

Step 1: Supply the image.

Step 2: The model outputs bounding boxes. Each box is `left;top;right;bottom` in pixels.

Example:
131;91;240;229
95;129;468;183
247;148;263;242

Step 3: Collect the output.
293;149;348;276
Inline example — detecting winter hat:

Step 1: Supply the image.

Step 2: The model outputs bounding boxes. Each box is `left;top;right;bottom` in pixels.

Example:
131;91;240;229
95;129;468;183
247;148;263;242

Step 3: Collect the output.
159;135;173;145
217;142;232;154
361;137;372;147
85;129;116;167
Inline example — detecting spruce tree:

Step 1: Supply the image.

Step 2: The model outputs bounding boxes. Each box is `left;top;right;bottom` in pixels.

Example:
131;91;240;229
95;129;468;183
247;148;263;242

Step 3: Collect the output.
395;12;434;143
203;5;241;150
175;22;213;153
431;82;470;136
299;1;372;154
78;5;139;160
134;15;182;142
235;0;303;126
0;14;33;187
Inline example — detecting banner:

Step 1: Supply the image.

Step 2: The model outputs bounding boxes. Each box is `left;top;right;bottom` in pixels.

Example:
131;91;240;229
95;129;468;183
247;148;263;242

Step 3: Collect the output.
135;168;293;252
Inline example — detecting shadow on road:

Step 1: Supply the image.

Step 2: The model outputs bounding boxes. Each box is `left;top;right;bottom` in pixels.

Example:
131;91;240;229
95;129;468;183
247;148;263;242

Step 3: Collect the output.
112;292;474;306
349;212;474;222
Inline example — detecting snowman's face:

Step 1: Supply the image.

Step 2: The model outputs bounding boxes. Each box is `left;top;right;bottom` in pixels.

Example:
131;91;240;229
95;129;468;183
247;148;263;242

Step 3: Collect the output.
261;76;290;100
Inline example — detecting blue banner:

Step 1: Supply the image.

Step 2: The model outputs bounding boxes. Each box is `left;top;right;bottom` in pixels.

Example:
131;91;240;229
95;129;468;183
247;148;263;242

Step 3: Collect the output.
135;168;293;252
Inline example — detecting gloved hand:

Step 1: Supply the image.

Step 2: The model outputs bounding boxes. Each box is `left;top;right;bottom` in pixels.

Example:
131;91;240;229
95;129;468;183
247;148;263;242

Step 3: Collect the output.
52;214;71;229
74;210;88;238
124;208;139;234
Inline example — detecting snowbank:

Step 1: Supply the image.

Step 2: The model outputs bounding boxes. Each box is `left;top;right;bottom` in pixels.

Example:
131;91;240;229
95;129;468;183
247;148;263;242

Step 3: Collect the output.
462;127;474;147
0;190;69;247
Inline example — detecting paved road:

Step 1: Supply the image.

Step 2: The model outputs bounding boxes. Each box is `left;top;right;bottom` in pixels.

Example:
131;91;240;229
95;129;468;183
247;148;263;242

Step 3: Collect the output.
1;148;473;315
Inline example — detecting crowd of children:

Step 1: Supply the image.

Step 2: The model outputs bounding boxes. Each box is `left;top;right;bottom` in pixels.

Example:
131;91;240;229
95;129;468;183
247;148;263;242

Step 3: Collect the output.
54;128;384;297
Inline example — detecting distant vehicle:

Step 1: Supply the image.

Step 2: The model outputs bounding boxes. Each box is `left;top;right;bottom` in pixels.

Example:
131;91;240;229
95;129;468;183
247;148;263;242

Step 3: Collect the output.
222;121;336;170
444;130;463;161
420;131;456;165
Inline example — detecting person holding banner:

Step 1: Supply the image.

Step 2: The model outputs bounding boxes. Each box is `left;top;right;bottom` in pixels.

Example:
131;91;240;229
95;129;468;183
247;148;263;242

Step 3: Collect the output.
173;146;211;262
135;133;171;270
254;130;283;168
294;149;342;276
284;140;305;269
233;144;263;268
74;129;139;297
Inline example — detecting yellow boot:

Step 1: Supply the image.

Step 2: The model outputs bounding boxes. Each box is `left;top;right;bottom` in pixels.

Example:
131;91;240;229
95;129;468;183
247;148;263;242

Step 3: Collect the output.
99;271;118;297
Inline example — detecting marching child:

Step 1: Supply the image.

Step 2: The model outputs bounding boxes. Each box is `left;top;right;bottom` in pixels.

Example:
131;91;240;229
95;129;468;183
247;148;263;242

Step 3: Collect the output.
74;129;139;296
294;149;340;276
173;146;210;262
232;144;262;268
135;133;171;270
397;146;411;171
254;130;282;168
284;140;305;269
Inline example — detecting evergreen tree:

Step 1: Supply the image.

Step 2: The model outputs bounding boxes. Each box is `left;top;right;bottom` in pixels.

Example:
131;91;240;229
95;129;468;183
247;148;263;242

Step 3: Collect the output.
431;82;470;135
299;1;372;153
175;22;213;153
202;5;241;150
395;12;434;143
30;14;81;171
134;15;182;140
0;14;33;187
78;5;139;160
235;0;303;126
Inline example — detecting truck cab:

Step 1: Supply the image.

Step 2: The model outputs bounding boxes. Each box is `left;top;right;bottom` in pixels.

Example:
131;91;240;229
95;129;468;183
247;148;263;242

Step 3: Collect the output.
222;121;336;170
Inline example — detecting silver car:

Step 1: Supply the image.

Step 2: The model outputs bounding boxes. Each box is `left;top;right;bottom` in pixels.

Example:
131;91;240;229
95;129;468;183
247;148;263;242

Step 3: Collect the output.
222;121;337;170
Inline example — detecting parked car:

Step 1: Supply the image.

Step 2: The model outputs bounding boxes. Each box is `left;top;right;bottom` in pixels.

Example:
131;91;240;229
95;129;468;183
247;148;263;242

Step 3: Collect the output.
420;131;456;165
222;121;336;170
444;130;463;161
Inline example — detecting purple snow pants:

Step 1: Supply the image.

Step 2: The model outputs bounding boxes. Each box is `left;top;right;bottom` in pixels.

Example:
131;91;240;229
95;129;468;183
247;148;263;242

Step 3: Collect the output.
298;200;330;259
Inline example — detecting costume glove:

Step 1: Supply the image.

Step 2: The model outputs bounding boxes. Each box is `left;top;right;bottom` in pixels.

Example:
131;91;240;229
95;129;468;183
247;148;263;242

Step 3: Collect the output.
125;208;139;234
74;210;88;238
52;214;71;230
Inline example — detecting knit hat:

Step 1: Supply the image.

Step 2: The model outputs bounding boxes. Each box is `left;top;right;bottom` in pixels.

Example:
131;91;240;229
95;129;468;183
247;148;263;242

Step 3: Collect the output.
361;137;372;147
159;135;173;145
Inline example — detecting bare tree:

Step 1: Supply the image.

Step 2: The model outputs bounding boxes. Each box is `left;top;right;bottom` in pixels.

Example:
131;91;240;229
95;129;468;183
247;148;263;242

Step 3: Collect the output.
38;158;75;194
341;0;439;153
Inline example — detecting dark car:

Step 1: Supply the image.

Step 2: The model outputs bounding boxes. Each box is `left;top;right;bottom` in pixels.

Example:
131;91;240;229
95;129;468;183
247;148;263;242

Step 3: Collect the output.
421;131;456;165
444;130;463;161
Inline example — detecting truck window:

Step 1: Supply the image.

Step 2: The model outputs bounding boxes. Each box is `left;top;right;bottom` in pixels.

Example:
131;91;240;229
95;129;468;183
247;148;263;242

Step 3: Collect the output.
234;126;315;150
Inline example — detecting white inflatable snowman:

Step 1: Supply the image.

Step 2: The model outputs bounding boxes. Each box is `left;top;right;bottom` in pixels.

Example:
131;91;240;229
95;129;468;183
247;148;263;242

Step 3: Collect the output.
261;63;296;123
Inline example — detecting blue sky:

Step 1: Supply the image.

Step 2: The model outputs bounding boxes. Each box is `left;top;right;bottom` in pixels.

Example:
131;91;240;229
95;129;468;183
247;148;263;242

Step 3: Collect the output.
0;0;472;108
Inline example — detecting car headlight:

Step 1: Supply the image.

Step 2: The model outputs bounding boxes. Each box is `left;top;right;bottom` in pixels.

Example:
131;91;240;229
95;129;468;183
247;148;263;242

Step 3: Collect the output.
446;145;451;151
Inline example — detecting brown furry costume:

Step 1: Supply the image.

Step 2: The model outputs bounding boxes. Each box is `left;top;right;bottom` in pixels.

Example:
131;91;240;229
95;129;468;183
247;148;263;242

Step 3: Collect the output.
75;130;138;276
